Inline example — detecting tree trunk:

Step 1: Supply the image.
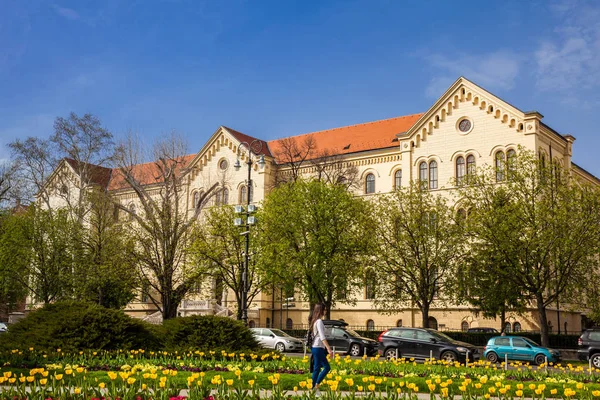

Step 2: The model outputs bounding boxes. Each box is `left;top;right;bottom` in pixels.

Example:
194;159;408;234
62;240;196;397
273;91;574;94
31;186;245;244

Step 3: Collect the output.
236;292;243;320
536;293;550;347
421;306;429;328
162;296;179;320
500;307;506;334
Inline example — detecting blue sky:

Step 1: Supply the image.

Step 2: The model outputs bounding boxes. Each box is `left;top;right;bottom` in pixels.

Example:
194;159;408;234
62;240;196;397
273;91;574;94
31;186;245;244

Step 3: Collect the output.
2;0;600;175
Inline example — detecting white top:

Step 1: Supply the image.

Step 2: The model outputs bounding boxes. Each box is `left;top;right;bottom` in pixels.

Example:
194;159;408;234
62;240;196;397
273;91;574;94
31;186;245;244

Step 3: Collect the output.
312;319;327;348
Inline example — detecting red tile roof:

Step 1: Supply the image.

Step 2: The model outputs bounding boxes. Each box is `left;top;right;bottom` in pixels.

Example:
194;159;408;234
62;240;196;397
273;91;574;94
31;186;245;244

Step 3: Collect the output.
108;154;196;191
63;114;424;191
266;113;423;163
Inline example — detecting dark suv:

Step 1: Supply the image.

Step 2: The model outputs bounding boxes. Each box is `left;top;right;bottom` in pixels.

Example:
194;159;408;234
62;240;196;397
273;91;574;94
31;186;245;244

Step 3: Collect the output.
378;327;479;363
321;320;378;356
577;328;600;368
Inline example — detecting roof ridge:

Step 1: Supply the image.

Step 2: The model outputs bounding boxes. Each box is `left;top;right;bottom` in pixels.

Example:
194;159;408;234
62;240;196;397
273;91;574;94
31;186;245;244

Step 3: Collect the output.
110;154;196;172
267;113;425;143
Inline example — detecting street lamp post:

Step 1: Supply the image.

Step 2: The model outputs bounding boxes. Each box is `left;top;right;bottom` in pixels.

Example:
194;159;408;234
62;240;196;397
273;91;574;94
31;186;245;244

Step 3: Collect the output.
233;140;265;326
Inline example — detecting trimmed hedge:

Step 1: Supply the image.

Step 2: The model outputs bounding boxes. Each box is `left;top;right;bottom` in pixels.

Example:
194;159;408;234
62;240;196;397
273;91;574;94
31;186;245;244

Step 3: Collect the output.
282;329;580;349
160;315;260;352
0;301;159;352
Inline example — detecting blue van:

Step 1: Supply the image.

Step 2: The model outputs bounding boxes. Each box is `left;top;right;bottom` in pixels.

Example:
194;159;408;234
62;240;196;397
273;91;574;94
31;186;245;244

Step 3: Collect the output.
484;336;560;365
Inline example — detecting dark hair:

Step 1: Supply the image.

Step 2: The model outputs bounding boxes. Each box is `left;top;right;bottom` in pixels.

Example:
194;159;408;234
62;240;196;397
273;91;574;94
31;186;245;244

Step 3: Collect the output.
309;303;326;331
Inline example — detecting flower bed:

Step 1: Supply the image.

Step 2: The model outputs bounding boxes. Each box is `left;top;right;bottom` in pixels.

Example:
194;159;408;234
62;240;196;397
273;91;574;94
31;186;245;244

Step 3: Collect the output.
0;348;598;400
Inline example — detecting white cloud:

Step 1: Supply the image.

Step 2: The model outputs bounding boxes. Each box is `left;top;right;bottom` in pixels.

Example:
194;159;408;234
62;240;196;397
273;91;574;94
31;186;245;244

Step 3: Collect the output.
424;50;521;98
535;0;600;92
52;4;81;21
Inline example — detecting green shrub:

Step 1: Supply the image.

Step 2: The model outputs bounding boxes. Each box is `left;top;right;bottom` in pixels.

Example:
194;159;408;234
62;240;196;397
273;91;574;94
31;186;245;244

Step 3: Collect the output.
0;301;159;352
160;315;260;351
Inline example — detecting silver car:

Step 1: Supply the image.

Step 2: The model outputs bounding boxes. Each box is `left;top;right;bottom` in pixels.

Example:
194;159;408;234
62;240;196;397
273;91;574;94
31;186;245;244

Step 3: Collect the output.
251;328;304;352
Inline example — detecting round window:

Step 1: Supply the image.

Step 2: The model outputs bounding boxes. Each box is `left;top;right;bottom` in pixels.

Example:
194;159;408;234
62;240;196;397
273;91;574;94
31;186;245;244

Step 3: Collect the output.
219;159;229;170
458;118;472;133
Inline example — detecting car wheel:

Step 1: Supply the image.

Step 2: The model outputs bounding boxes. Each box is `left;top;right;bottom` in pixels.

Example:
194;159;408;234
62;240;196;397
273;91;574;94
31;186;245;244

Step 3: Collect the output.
384;348;399;360
534;354;547;366
486;352;499;363
592;353;600;368
349;343;361;357
275;342;286;352
441;351;457;363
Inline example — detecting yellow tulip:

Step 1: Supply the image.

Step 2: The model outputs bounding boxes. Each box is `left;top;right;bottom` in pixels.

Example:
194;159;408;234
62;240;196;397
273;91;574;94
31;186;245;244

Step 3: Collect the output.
516;390;523;397
226;379;234;386
368;384;376;391
357;386;363;392
65;369;73;375
248;380;255;387
26;376;34;383
441;388;449;397
74;388;81;395
99;382;106;389
127;377;136;385
142;384;147;390
40;379;47;385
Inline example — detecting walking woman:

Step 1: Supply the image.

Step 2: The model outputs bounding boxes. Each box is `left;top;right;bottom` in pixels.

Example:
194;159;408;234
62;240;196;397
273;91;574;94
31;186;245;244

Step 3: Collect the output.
309;303;333;392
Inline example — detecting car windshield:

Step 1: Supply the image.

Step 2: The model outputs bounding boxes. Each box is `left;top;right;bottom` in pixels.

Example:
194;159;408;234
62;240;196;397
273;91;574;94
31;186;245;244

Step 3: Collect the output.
270;329;291;337
429;330;454;342
523;337;540;347
345;329;362;338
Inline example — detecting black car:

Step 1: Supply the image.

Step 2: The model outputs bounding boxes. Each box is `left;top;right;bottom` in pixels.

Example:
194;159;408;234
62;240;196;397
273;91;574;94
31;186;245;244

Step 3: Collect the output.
321;320;378;356
377;327;479;363
577;328;600;368
468;327;499;334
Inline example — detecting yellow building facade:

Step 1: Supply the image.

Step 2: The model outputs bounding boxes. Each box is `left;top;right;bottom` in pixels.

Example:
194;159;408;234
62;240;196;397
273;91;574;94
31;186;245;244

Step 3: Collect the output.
45;77;599;333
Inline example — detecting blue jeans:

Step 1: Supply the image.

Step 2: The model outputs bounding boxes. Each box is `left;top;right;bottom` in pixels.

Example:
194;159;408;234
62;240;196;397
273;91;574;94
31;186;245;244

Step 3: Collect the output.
311;347;331;387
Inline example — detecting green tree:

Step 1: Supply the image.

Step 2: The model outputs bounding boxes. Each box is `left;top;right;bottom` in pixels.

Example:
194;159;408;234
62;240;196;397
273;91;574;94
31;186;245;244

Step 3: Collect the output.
190;205;265;320
0;205;75;303
457;150;600;346
257;179;372;319
371;182;465;328
72;190;137;309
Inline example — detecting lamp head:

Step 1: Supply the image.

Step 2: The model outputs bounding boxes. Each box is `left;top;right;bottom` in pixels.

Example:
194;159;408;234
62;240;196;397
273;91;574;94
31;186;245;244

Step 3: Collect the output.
234;158;241;171
258;154;266;169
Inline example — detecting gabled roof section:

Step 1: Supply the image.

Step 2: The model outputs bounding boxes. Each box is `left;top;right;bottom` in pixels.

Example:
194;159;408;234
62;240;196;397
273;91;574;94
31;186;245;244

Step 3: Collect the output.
64;158;113;189
222;126;273;157
400;76;529;144
267;113;424;163
108;154;196;191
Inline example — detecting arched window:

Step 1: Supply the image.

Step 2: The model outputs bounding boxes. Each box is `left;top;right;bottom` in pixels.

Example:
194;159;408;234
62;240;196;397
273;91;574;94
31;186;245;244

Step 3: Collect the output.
466;155;476;177
419;162;428;188
266;317;271;328
504;322;512;333
366;319;375;331
248;320;256;328
429;160;438;189
457;208;467;224
428;316;438;330
394;170;402;190
365;173;375;194
456;156;465;185
239;186;247;204
513;322;521;332
286;318;293;329
193;192;199;209
396;319;403;327
365;272;376;299
506;149;516;179
461;321;469;332
222;188;229;205
495;151;505;182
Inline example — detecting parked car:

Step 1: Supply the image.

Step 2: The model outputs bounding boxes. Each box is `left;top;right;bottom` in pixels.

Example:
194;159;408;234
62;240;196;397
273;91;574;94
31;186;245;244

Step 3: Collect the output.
467;327;499;333
484;336;560;365
0;323;6;333
577;328;600;368
321;320;378;356
377;327;479;362
250;328;304;352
